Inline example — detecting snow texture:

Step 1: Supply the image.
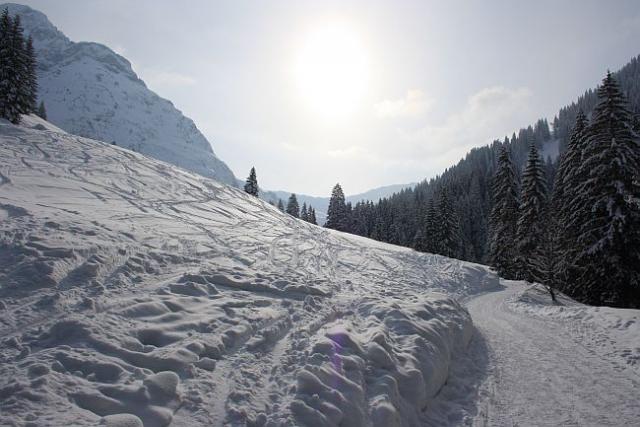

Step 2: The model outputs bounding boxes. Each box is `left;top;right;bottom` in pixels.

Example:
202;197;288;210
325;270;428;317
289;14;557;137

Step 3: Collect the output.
0;118;498;426
1;2;237;187
423;281;640;426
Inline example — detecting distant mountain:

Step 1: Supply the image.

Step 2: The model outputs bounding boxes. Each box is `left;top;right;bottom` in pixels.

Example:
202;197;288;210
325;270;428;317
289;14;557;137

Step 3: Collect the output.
260;183;416;224
3;3;237;186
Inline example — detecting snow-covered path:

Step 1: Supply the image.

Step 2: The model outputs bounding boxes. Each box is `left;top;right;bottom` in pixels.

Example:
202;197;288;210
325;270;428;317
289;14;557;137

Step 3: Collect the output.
468;283;640;426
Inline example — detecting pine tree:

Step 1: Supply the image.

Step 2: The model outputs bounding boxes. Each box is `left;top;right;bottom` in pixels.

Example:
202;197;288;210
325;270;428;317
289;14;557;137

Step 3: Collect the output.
308;207;317;225
516;143;548;283
489;146;520;278
23;35;37;113
438;189;462;258
277;198;285;212
9;14;26;119
325;183;348;231
36;100;46;120
300;202;308;222
0;9;17;123
243;167;259;196
423;198;441;254
552;110;588;290
286;193;300;218
0;10;37;123
571;72;640;307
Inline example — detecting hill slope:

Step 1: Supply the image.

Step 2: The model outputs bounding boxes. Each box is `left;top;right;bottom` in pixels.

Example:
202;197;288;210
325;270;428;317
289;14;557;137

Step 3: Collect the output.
0;119;497;426
2;3;237;187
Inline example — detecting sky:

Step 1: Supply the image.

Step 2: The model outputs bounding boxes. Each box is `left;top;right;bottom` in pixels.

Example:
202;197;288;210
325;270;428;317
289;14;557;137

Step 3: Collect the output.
18;0;640;196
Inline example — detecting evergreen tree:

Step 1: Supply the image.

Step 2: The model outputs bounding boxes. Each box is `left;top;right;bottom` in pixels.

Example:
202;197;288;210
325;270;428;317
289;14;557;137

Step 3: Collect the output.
553;110;589;288
9;14;27;117
300;202;308;222
438;189;462;258
325;183;349;231
277;198;285;212
0;10;38;123
423;198;441;254
286;193;300;218
489;146;520;278
243;167;259;196
571;72;640;307
516;143;548;283
308;207;317;225
0;9;17;123
36;100;46;120
24;35;37;112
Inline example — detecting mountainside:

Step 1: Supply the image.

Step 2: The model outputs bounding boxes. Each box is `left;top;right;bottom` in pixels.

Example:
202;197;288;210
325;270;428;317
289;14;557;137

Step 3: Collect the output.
0;118;498;426
348;54;640;264
2;3;237;186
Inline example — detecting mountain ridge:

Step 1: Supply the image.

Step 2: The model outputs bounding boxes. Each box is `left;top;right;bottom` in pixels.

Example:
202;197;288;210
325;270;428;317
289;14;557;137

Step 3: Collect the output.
2;2;238;186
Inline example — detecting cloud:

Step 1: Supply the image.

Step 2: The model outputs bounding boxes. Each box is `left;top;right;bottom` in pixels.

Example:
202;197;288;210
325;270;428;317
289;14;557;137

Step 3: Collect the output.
374;89;434;118
398;86;533;156
360;85;534;184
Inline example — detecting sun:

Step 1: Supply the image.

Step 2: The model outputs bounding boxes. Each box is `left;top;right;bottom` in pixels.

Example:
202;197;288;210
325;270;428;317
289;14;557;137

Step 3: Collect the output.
293;23;369;119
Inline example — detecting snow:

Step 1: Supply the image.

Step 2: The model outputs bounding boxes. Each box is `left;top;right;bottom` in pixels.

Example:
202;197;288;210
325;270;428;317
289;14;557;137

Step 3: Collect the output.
1;3;237;187
0;120;499;426
424;281;640;426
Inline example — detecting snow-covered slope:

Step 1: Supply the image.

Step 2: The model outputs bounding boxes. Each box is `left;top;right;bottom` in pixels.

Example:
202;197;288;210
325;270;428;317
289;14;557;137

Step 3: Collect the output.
1;3;237;187
0;121;498;426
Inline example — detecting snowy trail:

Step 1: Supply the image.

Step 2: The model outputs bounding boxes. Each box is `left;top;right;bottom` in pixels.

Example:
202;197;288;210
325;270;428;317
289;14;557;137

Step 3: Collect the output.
467;283;640;426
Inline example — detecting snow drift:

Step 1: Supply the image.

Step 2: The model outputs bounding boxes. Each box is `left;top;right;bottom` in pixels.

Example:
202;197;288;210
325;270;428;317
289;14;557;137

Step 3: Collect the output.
0;118;498;426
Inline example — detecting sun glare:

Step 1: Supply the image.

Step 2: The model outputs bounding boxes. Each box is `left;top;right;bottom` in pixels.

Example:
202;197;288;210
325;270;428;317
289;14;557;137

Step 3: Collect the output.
293;23;369;119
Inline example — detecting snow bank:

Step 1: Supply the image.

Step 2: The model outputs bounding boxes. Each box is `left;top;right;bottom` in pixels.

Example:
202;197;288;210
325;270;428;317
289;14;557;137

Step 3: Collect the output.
291;295;472;426
0;121;498;425
509;284;640;374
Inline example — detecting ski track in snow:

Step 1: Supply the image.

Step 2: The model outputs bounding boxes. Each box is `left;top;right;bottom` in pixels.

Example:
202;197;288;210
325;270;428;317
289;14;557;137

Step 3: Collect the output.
2;120;639;426
0;121;497;426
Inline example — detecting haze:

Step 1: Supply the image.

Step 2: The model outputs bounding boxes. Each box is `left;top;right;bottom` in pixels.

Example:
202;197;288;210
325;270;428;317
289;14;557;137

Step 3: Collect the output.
20;0;640;195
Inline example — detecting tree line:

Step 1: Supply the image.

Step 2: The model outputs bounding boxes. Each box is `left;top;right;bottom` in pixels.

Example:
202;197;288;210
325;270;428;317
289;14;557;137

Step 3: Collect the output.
490;72;639;307
245;68;640;308
0;8;42;124
243;166;318;225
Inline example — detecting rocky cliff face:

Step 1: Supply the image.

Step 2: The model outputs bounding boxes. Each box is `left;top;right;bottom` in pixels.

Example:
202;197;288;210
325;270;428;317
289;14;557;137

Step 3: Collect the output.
3;3;237;186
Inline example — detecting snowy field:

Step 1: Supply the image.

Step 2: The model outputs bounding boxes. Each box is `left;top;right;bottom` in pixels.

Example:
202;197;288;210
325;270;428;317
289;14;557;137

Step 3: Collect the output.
0;118;498;426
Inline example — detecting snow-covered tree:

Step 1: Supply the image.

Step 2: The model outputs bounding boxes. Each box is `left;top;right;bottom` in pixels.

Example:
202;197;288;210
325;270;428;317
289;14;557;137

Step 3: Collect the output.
438;189;462;258
24;35;37;113
286;193;300;218
516;143;548;283
325;183;349;231
300;202;308;222
243;167;258;196
571;72;640;307
552;110;588;287
0;9;38;124
424;198;441;254
489;146;520;278
277;198;285;212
